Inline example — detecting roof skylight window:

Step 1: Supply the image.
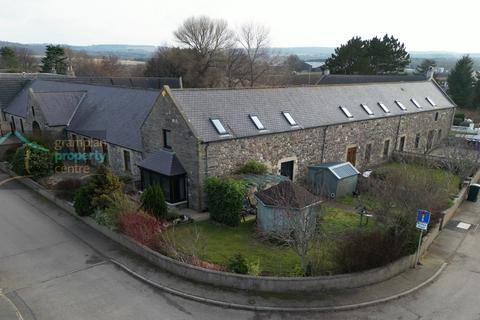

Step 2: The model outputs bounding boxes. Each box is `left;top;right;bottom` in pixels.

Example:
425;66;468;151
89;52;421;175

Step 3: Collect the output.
210;118;228;135
426;96;436;107
395;100;407;111
378;102;390;113
339;106;353;118
361;104;374;115
411;98;422;109
282;112;297;126
249;115;266;130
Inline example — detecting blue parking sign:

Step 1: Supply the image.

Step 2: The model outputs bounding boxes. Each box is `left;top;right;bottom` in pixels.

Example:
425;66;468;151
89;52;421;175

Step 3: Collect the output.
417;210;431;224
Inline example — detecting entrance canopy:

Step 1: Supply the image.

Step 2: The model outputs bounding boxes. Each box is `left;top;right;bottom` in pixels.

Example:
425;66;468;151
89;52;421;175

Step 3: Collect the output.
138;149;186;176
138;150;187;204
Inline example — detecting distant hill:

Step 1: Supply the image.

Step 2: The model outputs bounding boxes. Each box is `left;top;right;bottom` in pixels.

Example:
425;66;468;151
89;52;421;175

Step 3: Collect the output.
0;41;157;60
1;41;479;69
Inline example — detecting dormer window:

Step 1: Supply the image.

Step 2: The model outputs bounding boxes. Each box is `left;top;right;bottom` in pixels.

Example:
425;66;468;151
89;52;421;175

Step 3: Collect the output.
361;104;374;115
339;106;353;118
411;98;422;109
249;115;266;130
378;102;390;113
210;118;228;135
426;97;436;107
395;100;407;111
282;112;297;126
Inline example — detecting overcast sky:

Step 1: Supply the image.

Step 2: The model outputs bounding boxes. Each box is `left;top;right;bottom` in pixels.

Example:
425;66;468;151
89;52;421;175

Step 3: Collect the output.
1;0;478;52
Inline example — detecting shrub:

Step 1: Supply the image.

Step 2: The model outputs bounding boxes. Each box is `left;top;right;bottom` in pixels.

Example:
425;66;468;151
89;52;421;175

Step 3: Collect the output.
73;186;94;216
206;176;247;227
227;253;249;274
119;210;165;247
141;185;168;218
89;166;124;210
55;178;84;202
10;146;53;179
334;229;406;273
103;192;139;229
237;160;269;175
73;166;124;216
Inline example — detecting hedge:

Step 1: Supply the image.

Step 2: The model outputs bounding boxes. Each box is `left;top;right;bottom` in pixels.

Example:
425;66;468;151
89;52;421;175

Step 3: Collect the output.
206;176;247;227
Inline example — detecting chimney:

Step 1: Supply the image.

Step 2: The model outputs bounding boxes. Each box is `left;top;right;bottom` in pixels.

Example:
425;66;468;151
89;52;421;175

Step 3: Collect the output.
426;66;434;80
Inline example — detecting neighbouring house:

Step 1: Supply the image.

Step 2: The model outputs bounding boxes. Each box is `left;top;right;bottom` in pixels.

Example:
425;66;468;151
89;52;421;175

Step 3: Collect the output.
1;74;456;211
255;180;321;234
308;162;360;199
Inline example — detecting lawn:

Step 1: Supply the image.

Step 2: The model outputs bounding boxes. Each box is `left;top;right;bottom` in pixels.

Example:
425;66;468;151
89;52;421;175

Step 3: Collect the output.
165;206;371;276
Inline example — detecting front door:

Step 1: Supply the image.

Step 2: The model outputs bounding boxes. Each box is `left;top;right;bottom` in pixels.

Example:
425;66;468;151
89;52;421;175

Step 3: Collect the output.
346;147;357;166
280;161;294;180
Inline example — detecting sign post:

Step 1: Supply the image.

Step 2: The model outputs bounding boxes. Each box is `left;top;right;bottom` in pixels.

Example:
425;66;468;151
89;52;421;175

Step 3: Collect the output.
415;209;431;267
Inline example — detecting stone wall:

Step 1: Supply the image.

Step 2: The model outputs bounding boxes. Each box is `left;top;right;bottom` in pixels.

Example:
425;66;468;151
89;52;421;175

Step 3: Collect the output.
65;131;142;179
141;90;202;209
196;108;455;210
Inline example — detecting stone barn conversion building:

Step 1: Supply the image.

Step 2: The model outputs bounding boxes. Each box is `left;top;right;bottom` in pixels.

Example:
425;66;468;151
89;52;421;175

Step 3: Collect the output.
0;74;455;211
142;80;455;210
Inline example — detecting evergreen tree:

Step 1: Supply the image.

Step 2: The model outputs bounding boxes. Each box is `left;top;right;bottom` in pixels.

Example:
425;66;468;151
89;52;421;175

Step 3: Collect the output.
325;37;369;74
473;80;480;109
447;56;475;107
41;45;68;74
416;59;437;74
325;34;410;75
0;47;20;71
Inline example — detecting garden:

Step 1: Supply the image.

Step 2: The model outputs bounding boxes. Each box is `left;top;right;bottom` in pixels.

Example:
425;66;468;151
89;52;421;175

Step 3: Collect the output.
1;137;473;278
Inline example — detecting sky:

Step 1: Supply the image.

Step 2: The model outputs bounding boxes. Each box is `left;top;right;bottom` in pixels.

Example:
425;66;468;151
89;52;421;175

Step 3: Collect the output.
0;0;479;52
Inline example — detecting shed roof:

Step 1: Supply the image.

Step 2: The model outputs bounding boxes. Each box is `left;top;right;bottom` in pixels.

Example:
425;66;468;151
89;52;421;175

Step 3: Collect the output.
137;149;186;176
311;162;360;179
255;180;321;209
169;80;455;143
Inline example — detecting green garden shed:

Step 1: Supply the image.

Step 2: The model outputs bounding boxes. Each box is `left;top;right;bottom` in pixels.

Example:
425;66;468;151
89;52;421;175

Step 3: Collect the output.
255;180;321;234
308;162;360;199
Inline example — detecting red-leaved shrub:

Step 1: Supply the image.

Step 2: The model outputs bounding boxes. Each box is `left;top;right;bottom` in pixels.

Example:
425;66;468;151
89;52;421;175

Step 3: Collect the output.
119;210;166;247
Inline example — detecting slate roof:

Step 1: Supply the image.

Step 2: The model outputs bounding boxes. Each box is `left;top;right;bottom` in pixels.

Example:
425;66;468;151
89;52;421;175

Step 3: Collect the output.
317;74;428;85
33;91;86;126
311;162;360;179
137;149;186;176
4;80;160;151
255;180;321;209
169;80;455;143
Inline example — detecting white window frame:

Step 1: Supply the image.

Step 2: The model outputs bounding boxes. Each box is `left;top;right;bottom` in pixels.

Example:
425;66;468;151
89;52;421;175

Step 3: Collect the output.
426;96;437;107
249;115;266;130
339;106;353;118
411;98;422;109
395;100;407;111
361;104;374;115
378;102;390;113
210;118;228;135
282;112;297;126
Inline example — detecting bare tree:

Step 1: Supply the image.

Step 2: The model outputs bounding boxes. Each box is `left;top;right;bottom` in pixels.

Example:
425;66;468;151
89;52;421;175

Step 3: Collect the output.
237;23;272;87
257;181;322;274
436;137;480;181
13;47;38;72
224;47;248;87
174;16;234;87
100;54;123;77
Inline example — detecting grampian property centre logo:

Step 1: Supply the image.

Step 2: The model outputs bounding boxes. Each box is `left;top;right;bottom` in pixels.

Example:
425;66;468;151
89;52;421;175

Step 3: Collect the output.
0;131;107;187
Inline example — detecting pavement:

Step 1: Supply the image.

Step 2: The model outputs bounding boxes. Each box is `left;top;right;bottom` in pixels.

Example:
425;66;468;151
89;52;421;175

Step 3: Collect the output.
1;170;480;319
